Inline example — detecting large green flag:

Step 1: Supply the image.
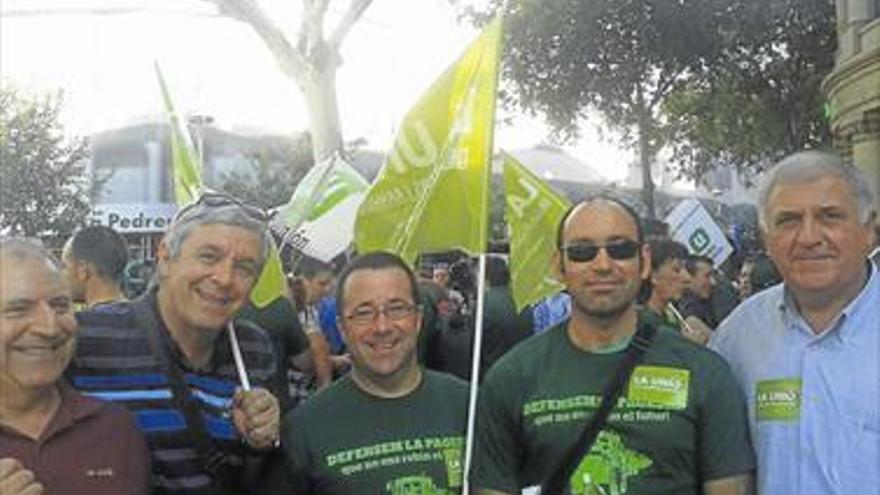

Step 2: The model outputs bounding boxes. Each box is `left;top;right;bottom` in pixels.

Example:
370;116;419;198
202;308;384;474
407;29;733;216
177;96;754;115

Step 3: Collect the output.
354;18;502;265
155;63;202;206
502;152;571;312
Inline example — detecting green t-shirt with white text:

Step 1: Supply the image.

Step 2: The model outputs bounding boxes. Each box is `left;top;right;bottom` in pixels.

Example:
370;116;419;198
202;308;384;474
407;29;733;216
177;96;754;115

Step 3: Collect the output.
282;370;469;495
471;320;754;494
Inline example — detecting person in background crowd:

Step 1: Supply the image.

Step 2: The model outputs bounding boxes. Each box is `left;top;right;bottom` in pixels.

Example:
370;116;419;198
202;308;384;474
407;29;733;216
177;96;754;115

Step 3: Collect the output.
0;238;149;495
479;255;533;378
737;253;782;300
281;251;469;493
287;257;344;397
638;236;689;330
679;254;718;329
70;193;286;495
61;226;129;308
710;150;878;495
471;195;754;495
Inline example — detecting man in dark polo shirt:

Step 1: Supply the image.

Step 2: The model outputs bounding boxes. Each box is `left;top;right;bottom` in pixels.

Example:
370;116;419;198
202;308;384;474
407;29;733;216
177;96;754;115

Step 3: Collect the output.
0;237;149;495
70;193;285;495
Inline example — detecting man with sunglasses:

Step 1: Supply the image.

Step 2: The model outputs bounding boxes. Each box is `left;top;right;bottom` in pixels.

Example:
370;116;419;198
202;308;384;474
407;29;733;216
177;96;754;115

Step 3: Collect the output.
69;193;287;495
281;251;469;494
471;195;754;495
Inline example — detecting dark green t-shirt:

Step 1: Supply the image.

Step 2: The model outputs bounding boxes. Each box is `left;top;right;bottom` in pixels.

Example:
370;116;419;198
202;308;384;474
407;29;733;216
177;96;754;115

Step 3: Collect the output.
471;320;754;494
282;370;469;494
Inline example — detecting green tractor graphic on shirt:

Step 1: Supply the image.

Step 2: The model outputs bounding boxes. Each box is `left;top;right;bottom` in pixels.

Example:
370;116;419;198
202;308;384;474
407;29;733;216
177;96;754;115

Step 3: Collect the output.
569;431;653;495
386;475;453;495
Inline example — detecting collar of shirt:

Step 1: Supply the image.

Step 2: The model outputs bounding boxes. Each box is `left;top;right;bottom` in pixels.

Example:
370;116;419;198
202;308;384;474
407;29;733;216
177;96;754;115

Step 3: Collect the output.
0;382;104;444
779;261;878;344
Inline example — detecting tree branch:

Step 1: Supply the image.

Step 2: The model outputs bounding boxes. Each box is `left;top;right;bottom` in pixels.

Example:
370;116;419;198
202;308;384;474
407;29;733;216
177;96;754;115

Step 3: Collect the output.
207;0;313;85
327;0;372;52
299;0;329;56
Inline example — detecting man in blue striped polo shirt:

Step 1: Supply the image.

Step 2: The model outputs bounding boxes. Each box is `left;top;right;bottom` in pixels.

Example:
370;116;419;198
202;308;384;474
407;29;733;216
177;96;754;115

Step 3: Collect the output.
70;193;285;495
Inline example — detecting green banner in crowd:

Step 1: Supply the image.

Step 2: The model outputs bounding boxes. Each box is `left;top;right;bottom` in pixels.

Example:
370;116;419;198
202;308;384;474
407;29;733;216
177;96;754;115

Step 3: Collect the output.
272;154;371;263
155;63;202;206
354;17;503;265
502;152;570;312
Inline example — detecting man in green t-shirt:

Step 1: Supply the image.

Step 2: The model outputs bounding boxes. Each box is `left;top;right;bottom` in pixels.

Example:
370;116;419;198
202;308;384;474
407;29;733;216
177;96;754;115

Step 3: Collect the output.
281;251;469;494
471;196;755;495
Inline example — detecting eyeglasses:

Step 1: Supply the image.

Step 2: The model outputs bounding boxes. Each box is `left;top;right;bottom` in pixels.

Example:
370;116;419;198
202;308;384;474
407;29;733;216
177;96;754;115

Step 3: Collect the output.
174;192;268;223
563;239;641;262
344;302;419;326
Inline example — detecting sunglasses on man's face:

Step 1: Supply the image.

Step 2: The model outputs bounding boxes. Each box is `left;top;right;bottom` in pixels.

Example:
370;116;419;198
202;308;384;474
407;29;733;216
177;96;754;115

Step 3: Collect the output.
174;192;268;223
563;239;641;262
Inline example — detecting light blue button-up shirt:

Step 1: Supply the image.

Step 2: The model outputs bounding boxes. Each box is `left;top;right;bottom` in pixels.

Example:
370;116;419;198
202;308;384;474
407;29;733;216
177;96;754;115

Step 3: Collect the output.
710;261;879;495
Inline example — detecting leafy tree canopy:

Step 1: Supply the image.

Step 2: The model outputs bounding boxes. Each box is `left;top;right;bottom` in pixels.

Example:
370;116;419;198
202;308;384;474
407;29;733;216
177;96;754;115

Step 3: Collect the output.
462;0;835;208
0;87;92;240
663;0;835;184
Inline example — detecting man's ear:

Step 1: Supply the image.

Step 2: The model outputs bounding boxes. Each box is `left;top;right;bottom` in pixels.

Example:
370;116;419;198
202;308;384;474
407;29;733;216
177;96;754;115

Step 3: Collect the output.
156;239;172;278
639;243;652;282
552;249;565;280
74;260;91;282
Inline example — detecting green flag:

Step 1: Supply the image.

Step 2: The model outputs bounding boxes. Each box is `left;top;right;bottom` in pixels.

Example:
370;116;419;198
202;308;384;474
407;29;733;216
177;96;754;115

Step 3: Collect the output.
155;63;202;206
272;154;370;262
249;240;287;308
502;152;571;312
354;17;502;265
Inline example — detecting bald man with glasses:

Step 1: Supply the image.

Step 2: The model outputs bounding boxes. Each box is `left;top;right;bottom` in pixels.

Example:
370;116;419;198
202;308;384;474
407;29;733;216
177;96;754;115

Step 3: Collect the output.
280;251;469;494
471;195;755;495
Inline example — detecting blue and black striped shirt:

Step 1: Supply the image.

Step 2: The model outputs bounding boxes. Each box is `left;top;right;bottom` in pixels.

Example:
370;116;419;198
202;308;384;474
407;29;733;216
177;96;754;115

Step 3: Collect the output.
70;291;278;495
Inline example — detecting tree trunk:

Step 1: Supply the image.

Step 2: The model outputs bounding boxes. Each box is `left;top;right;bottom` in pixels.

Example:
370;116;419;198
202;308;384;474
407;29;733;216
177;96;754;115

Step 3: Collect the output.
636;95;656;218
302;67;344;164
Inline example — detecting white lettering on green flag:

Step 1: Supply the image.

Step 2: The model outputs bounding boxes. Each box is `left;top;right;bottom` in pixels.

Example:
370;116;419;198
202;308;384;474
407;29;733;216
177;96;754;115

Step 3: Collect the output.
502;152;570;312
354;18;502;265
154;63;202;206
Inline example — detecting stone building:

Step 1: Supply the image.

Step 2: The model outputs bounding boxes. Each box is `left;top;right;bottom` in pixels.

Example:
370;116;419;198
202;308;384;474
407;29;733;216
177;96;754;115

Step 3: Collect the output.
823;0;880;209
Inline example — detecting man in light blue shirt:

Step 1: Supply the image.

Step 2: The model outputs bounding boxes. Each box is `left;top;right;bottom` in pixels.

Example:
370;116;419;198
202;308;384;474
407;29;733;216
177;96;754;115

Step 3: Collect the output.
710;150;879;495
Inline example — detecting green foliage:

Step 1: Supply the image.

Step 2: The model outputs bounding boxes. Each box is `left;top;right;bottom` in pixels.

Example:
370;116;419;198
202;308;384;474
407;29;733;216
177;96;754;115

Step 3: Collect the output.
663;0;835;184
216;133;314;210
464;0;836;209
467;0;737;215
0;87;92;240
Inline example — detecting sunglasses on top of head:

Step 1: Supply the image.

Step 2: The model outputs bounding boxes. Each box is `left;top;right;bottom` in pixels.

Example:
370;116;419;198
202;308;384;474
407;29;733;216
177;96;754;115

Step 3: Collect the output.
563;239;641;263
174;191;268;223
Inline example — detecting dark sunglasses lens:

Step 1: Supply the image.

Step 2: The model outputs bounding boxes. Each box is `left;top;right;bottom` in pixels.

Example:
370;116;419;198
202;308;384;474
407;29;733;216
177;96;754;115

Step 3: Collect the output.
605;240;640;260
566;245;599;262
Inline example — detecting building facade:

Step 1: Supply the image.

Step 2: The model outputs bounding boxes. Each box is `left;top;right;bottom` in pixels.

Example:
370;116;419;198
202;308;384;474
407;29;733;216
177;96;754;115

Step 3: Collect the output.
823;0;880;210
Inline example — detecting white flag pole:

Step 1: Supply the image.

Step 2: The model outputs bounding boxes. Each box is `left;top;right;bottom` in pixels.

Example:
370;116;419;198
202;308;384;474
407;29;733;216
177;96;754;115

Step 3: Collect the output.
227;321;252;391
462;253;487;495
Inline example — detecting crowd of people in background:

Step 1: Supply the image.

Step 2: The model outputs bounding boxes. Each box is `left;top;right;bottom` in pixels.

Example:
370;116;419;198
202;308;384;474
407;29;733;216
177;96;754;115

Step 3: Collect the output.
1;149;877;494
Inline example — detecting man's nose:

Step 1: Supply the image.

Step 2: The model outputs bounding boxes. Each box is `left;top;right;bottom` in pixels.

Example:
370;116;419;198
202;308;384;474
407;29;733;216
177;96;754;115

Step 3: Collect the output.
796;216;823;246
211;259;235;286
31;301;64;337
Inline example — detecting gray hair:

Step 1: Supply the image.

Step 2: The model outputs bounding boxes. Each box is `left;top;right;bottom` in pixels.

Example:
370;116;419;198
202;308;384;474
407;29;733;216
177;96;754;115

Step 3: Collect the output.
758;150;877;229
164;203;271;265
0;237;62;272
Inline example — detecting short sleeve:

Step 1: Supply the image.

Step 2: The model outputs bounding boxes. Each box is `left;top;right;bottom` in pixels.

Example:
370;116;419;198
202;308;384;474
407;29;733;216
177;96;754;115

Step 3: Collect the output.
469;366;523;493
280;409;313;494
698;357;756;481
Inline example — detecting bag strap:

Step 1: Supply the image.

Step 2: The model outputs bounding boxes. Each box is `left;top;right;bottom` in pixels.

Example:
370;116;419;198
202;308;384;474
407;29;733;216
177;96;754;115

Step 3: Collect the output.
541;321;658;494
130;295;242;495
